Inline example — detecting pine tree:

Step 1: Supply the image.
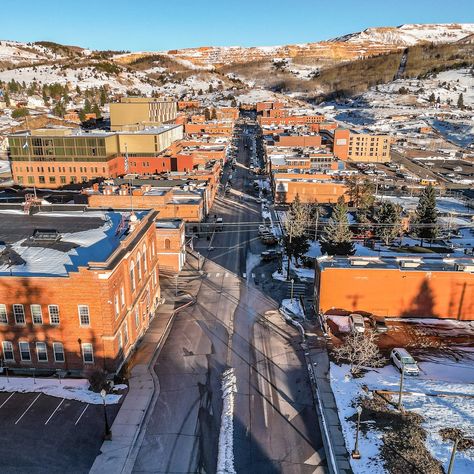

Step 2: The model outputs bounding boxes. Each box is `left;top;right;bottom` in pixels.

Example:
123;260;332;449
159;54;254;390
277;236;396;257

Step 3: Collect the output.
92;103;102;119
84;98;92;113
208;84;214;93
4;91;10;107
204;108;211;121
428;92;436;104
78;109;86;122
99;87;107;106
415;184;438;244
374;201;403;246
345;176;375;209
321;196;354;255
457;93;464;110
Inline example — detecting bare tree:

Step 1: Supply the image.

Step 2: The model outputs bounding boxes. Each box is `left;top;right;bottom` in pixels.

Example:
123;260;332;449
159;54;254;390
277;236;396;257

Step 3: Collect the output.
332;330;385;376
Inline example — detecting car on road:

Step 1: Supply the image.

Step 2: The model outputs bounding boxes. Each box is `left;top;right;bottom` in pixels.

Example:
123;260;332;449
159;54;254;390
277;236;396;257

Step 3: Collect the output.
258;225;269;235
390;348;420;375
216;217;223;231
368;315;389;333
349;313;365;333
260;250;282;261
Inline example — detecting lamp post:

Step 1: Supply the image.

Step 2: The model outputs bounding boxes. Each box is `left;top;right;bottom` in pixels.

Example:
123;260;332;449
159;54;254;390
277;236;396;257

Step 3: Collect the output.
447;437;459;474
100;389;112;440
290;278;295;302
398;363;405;411
352;405;362;459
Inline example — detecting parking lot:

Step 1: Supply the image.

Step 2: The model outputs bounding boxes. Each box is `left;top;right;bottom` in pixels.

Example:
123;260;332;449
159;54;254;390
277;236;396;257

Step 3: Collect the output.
0;390;120;474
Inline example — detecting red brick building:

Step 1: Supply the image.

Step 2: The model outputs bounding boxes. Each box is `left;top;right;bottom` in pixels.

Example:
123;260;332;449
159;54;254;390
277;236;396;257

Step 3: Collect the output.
0;209;161;374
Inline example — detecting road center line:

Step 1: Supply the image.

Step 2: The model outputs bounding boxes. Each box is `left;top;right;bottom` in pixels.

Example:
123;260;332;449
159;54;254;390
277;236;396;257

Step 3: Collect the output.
45;398;65;425
74;404;89;425
15;393;41;424
0;392;15;409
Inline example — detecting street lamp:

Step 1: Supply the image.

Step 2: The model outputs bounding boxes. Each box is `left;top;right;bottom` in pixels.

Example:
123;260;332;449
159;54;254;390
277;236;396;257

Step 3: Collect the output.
100;389;112;440
352;405;363;459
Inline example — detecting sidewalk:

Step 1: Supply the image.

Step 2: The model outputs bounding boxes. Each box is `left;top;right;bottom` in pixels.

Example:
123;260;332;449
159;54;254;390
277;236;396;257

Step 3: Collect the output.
90;286;195;474
306;336;353;474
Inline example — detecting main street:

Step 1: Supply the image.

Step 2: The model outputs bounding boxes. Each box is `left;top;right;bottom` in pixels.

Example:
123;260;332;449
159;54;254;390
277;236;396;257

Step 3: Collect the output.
133;119;326;473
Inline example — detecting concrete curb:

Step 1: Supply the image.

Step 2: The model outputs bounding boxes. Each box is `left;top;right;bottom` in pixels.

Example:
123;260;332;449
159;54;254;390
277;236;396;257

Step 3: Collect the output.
90;293;196;474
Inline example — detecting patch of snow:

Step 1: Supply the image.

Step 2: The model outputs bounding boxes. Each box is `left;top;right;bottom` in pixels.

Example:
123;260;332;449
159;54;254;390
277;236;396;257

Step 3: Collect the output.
217;368;236;474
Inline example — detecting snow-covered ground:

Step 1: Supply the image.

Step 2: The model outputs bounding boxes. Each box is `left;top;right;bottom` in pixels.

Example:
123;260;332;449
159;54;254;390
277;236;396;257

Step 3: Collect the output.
331;355;474;473
0;376;124;404
280;298;304;319
0;160;11;174
217;368;236;474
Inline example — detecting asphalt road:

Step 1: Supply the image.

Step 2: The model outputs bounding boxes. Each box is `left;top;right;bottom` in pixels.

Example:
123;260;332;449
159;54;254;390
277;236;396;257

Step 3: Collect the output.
133;122;326;473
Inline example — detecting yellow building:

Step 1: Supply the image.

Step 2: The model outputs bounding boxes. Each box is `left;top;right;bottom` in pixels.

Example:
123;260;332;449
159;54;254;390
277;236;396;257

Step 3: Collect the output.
109;97;178;131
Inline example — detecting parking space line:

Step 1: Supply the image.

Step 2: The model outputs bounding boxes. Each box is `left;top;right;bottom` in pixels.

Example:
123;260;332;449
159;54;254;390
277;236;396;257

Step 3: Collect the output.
74;404;89;425
0;392;15;409
44;398;65;425
15;393;41;424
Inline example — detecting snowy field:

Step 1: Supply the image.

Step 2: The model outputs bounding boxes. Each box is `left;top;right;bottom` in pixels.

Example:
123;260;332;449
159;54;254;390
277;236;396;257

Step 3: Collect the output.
375;195;474;215
331;355;474;473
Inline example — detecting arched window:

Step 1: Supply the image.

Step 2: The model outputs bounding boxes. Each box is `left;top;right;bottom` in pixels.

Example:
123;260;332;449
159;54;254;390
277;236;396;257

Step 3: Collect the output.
143;244;147;272
164;238;171;250
136;252;142;281
130;260;135;291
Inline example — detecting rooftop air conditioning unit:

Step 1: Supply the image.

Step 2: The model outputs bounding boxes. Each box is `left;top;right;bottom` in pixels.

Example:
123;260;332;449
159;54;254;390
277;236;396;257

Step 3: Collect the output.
454;263;474;272
350;259;370;266
400;260;421;268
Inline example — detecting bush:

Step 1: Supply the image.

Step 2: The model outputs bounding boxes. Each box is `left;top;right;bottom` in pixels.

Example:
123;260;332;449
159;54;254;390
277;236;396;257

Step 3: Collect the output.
11;108;29;119
87;368;109;393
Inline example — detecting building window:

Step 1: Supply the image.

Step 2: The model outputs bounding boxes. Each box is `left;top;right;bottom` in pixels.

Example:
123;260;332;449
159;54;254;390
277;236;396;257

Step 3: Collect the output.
36;342;48;362
39;176;45;184
2;341;14;361
123;321;129;346
81;343;94;363
151;240;155;256
164;239;171;250
48;305;60;325
120;286;125;307
114;294;120;317
17;176;24;184
0;304;8;324
28;176;35;184
78;305;90;326
118;332;123;352
136;252;142;281
13;304;25;324
49;176;56;184
135;308;140;328
53;342;65;362
143;245;147;272
130;261;136;291
153;268;157;287
30;304;43;324
60;176;66;184
19;341;31;361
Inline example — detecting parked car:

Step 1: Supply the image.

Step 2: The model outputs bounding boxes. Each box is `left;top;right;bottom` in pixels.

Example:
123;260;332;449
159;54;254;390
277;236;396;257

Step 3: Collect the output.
349;313;365;333
390;348;420;375
261;250;282;261
369;315;389;333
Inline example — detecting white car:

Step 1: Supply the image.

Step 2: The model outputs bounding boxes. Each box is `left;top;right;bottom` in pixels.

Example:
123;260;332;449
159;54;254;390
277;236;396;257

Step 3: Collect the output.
349;313;365;333
390;348;420;376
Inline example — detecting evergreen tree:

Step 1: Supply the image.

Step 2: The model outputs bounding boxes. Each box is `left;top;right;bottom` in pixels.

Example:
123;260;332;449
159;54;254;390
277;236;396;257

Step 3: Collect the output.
4;91;10;107
374;201;403;246
78;109;86;122
99;87;107;106
52;101;66;118
208;84;214;93
204;108;211;121
457;93;464;110
76;85;81;95
345;176;375;209
210;108;217;120
84;98;92;113
321;196;354;255
92;103;102;119
415;184;438;244
231;98;237;107
428;92;436;104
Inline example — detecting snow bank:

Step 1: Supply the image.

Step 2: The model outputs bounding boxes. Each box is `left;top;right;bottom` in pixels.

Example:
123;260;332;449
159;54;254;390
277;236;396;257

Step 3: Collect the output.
0;377;123;404
281;298;304;319
217;368;236;474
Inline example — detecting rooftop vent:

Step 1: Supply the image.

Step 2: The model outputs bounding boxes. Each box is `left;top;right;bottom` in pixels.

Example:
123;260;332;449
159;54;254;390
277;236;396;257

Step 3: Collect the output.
32;229;60;242
350;259;370;266
399;260;421;268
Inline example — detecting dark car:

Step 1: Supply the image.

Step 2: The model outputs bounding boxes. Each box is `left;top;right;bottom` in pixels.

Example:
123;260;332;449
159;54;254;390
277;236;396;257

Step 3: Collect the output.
369;315;389;333
261;250;282;261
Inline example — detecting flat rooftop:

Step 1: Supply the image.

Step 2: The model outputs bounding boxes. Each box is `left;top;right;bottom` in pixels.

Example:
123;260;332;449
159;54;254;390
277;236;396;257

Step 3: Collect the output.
0;210;144;277
317;256;474;272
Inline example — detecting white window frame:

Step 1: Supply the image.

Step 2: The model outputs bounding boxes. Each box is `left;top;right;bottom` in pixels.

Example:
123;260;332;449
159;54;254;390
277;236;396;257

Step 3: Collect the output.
114;294;120;317
13;304;25;325
53;342;65;362
48;305;60;325
78;305;90;326
19;341;31;361
123;320;129;346
135;308;140;328
81;343;94;364
30;304;43;325
130;261;136;291
120;286;125;307
2;341;14;361
36;342;48;362
0;304;7;324
136;252;142;281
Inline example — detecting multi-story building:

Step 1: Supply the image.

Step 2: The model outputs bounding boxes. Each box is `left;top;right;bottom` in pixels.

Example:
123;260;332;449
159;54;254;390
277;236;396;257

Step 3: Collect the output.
0;208;161;373
315;256;474;320
155;220;186;274
258;114;325;127
109;97;177;131
8;125;183;188
333;128;391;163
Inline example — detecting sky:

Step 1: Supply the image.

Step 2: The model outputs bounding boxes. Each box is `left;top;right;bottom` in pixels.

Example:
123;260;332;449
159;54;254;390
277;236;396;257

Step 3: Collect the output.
2;0;474;51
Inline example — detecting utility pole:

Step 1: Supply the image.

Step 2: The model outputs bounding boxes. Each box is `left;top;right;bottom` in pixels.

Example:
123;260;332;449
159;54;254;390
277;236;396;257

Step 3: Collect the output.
290;279;295;302
447;437;459;474
398;363;405;411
